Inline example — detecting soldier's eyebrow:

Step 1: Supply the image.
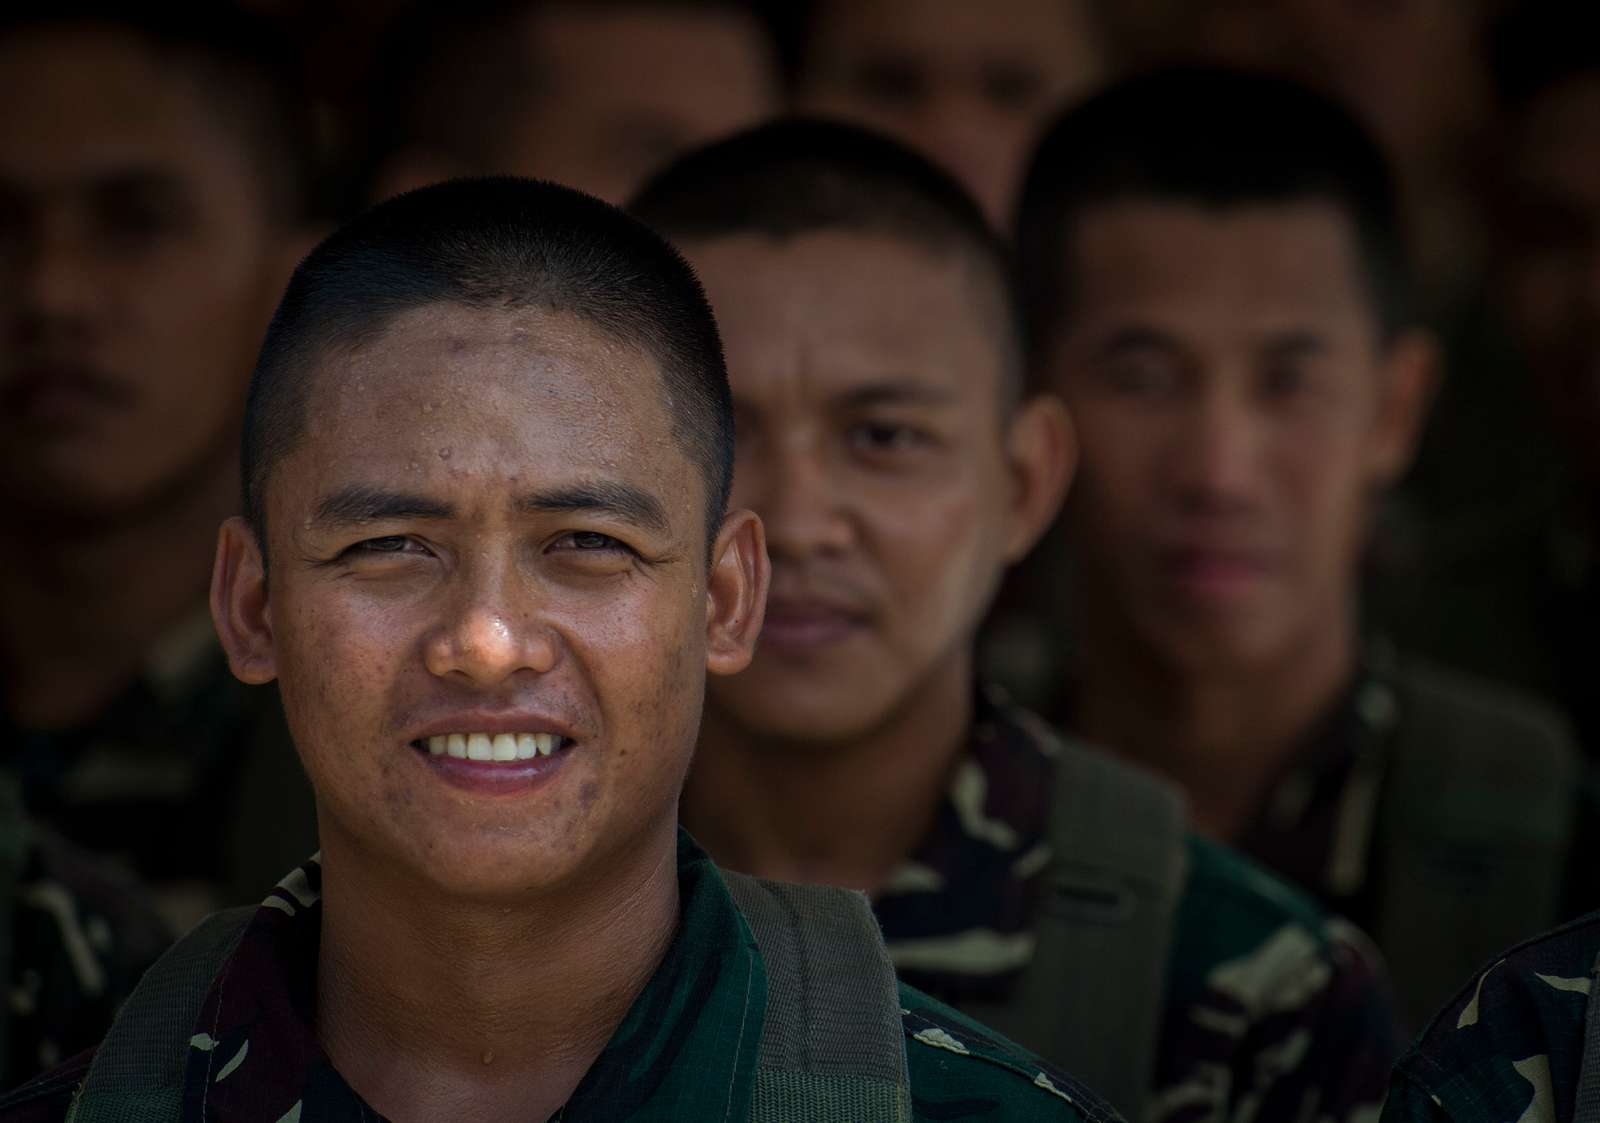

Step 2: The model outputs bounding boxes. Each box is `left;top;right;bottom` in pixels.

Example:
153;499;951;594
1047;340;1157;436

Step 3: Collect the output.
311;485;455;528
836;379;959;410
517;482;671;535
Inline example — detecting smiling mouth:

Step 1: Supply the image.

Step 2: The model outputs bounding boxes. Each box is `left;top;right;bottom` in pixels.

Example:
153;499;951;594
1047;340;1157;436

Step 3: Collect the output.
411;732;571;762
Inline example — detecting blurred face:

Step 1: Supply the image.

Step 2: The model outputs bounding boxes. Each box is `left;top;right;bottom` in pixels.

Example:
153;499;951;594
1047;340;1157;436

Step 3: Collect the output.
684;231;1065;744
497;5;778;204
801;0;1104;227
214;304;762;900
1044;201;1429;670
1497;75;1600;485
0;26;291;522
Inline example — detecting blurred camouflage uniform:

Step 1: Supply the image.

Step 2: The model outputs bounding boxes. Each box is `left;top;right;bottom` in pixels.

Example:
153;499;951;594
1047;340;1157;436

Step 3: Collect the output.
876;688;1401;1123
0;774;171;1088
1;609;318;932
1381;909;1600;1123
0;833;1124;1122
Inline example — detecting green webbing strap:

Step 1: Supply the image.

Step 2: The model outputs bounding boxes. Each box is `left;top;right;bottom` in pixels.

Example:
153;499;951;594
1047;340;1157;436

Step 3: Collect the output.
1574;950;1600;1121
1375;664;1580;1030
722;872;912;1123
66;908;253;1123
964;737;1187;1122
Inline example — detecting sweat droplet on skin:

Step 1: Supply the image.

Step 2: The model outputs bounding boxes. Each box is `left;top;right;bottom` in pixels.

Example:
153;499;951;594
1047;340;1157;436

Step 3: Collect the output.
439;447;452;460
481;1050;494;1065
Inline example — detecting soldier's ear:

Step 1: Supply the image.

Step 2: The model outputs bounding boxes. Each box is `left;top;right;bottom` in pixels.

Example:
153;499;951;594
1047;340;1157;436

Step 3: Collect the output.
705;508;769;678
1370;328;1440;485
211;517;279;685
1001;392;1076;564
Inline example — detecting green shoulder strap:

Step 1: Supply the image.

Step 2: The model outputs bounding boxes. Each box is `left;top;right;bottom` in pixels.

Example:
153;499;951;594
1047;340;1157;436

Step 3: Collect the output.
721;872;913;1123
1374;662;1581;1029
66;908;253;1123
961;735;1187;1122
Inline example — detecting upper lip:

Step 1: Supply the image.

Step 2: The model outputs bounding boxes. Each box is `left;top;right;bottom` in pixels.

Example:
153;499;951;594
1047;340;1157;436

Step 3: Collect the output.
405;710;583;744
1157;542;1278;571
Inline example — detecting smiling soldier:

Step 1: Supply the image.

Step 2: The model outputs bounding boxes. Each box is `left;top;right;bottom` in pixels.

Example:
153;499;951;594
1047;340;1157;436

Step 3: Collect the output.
0;178;1118;1123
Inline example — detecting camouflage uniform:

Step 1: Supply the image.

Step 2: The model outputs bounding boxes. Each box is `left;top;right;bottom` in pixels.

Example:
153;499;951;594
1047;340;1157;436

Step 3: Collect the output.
0;772;172;1089
2;608;318;931
1381;909;1600;1123
0;833;1123;1122
876;688;1402;1123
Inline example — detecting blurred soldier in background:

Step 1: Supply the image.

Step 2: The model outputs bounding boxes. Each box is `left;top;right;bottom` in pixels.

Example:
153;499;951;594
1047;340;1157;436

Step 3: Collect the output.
1012;66;1583;1030
0;4;319;932
371;0;781;204
637;119;1401;1122
793;0;1106;227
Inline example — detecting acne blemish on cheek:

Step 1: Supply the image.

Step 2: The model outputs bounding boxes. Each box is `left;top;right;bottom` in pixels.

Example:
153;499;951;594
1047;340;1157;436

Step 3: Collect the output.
438;447;452;460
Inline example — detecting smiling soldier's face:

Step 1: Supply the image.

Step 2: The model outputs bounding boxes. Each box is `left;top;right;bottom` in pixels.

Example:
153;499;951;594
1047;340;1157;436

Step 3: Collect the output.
216;302;760;899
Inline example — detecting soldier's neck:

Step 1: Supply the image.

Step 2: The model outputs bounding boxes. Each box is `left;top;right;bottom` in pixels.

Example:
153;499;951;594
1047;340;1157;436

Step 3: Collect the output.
0;461;237;729
685;650;973;896
1073;599;1358;844
315;820;680;1123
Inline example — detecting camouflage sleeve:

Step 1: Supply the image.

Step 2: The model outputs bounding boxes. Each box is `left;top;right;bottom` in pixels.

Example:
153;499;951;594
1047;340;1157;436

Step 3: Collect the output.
1152;913;1402;1123
1379;1073;1456;1123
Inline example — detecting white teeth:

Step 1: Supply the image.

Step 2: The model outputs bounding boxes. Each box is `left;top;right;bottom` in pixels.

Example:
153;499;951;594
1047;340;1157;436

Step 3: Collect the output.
428;732;565;762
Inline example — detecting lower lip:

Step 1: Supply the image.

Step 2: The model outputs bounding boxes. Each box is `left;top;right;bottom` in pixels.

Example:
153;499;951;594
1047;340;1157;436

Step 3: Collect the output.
759;610;865;653
1164;558;1271;601
411;742;572;795
4;384;123;427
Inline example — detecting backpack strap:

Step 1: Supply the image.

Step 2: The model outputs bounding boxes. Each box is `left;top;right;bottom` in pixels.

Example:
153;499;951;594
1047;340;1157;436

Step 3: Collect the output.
721;872;912;1123
66;908;253;1123
963;735;1187;1121
1373;662;1580;1029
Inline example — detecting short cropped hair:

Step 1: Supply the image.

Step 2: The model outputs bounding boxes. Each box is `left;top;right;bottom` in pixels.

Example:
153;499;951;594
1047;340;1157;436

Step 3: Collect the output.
630;117;1024;401
1017;66;1412;359
243;177;733;546
0;1;317;221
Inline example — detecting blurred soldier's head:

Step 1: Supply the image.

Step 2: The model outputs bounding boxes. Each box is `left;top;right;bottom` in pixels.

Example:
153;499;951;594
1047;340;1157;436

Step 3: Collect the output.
1018;68;1436;674
794;0;1106;228
0;4;313;528
634;121;1071;746
1491;7;1600;491
377;0;781;206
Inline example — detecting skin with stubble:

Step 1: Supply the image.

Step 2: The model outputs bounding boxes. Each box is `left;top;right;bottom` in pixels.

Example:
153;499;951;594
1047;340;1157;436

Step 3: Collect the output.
800;0;1104;227
0;25;303;728
1497;74;1600;488
1046;200;1434;838
211;304;766;1121
680;231;1070;891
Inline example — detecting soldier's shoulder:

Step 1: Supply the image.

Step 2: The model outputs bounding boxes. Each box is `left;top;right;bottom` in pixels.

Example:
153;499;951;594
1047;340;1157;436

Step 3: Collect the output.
1396;657;1576;757
1390;909;1600;1123
897;982;1123;1123
0;1049;93;1122
1179;832;1345;952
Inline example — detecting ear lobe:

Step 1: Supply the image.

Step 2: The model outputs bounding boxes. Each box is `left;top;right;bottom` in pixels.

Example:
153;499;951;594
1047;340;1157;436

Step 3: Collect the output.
211;516;279;685
1370;328;1441;485
1002;393;1078;564
705;509;770;677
